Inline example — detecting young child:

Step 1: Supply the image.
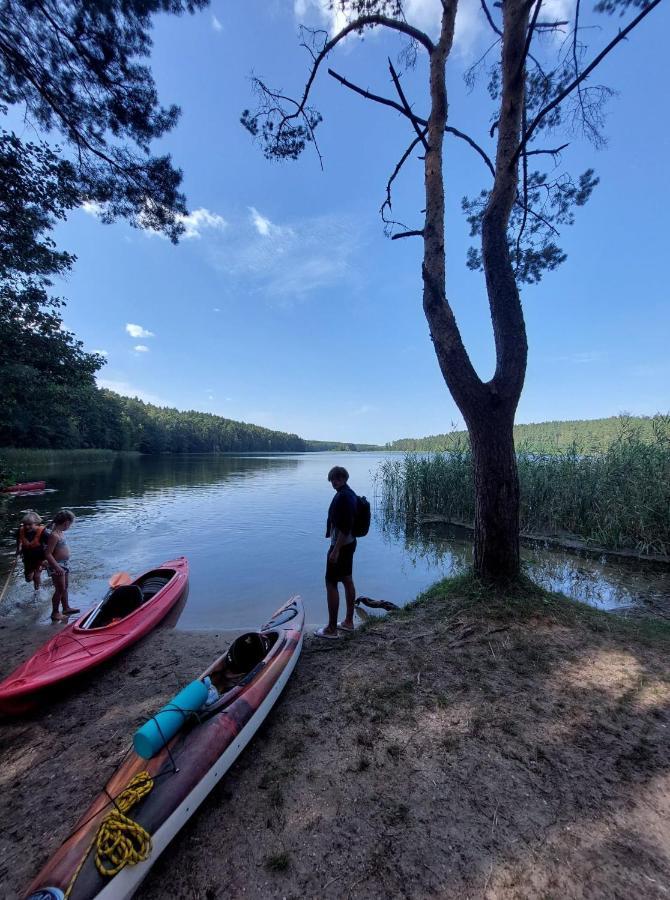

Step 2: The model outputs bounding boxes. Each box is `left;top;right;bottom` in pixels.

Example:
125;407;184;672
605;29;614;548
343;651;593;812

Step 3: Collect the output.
44;509;80;622
15;511;46;591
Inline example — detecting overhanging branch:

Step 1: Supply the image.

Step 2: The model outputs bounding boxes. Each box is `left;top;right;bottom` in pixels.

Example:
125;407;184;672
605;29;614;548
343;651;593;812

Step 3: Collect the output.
517;0;662;160
388;59;430;152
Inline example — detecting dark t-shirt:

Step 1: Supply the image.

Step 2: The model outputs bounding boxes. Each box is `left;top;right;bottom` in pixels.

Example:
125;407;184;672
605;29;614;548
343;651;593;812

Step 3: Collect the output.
326;484;357;544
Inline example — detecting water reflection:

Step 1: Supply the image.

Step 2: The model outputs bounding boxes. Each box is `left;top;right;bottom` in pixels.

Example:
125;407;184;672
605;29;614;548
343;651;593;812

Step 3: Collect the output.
1;452;668;628
400;522;670;618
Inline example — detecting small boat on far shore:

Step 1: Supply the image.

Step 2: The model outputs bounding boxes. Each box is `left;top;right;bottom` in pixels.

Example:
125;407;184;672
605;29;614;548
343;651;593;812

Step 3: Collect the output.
0;557;189;715
1;480;47;494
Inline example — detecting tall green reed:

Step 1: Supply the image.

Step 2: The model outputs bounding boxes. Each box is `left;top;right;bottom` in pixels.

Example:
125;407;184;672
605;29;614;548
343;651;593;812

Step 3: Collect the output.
376;415;670;555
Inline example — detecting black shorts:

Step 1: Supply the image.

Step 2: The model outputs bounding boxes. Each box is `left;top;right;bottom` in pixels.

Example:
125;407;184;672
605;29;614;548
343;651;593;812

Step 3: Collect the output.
22;549;44;579
325;540;357;585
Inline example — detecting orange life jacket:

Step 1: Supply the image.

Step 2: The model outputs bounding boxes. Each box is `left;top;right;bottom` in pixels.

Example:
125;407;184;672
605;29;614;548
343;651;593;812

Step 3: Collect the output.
19;524;45;550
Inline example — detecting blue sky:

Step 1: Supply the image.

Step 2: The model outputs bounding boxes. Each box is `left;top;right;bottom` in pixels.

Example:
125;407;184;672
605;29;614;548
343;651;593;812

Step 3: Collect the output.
35;0;670;443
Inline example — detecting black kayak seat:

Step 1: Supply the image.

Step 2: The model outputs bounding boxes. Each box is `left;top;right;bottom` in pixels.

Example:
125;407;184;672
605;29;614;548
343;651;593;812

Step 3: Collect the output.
105;584;144;619
225;633;268;673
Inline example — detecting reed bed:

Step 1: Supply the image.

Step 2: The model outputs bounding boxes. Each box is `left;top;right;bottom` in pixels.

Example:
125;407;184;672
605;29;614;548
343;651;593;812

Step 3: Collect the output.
376;415;670;556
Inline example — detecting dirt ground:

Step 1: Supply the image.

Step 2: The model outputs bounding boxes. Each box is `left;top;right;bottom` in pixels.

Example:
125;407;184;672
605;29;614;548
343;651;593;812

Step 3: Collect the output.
1;588;670;899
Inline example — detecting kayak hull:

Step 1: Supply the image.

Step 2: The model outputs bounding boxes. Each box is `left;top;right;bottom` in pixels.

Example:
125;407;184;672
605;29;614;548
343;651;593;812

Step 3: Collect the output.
24;595;304;900
2;480;46;493
0;557;189;715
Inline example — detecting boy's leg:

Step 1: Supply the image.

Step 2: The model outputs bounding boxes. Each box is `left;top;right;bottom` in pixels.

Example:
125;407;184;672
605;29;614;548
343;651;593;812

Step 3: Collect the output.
326;581;340;634
341;576;356;628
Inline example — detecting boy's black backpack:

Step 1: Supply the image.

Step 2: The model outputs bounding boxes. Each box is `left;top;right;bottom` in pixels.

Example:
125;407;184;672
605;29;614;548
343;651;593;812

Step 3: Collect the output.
353;495;371;537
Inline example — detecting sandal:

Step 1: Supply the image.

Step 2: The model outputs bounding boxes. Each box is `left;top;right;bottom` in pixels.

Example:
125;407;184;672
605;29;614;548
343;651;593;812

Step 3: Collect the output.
337;621;354;632
314;626;339;640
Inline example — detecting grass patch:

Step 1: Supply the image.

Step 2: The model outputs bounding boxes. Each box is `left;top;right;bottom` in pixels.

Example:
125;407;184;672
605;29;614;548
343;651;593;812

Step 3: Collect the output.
0;448;137;481
411;572;670;648
264;851;290;872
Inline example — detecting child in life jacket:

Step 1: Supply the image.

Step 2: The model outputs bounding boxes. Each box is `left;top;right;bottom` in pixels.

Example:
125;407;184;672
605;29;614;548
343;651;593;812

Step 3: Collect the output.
15;511;47;590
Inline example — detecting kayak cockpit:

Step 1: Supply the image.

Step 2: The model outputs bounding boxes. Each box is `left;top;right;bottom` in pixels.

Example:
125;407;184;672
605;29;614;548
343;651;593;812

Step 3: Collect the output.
207;631;279;693
79;569;175;630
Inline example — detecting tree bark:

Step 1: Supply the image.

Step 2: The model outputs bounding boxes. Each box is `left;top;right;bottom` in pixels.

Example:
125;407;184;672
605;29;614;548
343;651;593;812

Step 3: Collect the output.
420;0;529;583
469;413;520;580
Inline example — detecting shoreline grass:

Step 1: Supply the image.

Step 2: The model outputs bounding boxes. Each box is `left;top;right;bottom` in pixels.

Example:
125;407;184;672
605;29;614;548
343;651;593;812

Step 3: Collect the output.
0;448;140;483
376;415;670;557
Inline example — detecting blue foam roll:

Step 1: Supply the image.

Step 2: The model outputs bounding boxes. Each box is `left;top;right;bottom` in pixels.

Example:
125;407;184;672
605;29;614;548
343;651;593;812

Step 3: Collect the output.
133;679;209;759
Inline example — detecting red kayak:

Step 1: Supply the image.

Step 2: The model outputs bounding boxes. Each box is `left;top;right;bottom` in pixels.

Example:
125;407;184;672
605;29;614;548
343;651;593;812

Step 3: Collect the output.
0;557;189;715
2;480;46;493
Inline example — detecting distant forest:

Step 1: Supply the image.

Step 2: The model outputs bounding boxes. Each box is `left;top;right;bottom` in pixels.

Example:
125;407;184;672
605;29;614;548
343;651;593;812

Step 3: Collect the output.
387;415;668;453
0;386;379;454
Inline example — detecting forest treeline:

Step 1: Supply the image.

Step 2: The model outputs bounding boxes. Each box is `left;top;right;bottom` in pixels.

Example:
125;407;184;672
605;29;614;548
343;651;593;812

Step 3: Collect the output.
0;385;307;453
0;384;380;455
387;415;667;453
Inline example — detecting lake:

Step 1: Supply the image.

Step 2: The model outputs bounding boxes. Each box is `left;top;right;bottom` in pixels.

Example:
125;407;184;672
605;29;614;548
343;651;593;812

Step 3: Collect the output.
1;452;668;628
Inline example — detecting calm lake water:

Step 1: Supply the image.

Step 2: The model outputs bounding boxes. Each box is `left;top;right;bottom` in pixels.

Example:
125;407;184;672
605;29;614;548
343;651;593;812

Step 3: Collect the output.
1;452;668;629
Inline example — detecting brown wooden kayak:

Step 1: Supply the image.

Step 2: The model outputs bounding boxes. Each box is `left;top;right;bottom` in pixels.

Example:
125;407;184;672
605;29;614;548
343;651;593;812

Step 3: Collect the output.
24;595;305;900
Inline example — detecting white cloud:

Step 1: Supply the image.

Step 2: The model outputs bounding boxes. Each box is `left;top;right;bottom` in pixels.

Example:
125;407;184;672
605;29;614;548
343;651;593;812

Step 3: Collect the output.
293;0;484;52
126;323;155;339
178;207;227;240
249;207;292;239
212;211;360;301
97;378;163;406
212;14;223;31
92;349;108;356
138;202;226;240
213;307;221;313
134;345;150;353
81;200;104;218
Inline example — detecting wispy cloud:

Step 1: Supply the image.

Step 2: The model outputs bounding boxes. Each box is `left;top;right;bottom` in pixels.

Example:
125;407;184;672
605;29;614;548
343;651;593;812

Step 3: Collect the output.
179;207;227;240
97;378;163;406
211;14;223;31
249;207;291;238
553;351;604;364
126;323;155;339
92;349;108;356
212;211;361;302
134;344;150;353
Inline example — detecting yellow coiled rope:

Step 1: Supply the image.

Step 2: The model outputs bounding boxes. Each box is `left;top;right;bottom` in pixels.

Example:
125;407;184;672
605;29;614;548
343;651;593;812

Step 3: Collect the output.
94;771;154;876
64;771;154;898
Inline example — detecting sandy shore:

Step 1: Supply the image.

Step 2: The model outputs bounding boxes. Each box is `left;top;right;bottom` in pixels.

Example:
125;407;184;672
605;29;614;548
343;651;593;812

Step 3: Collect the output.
1;589;670;899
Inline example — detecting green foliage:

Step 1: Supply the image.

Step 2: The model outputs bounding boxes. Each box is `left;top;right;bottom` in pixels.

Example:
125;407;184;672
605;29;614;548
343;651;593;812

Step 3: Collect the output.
0;388;309;454
387;414;663;453
377;415;670;555
0;0;210;239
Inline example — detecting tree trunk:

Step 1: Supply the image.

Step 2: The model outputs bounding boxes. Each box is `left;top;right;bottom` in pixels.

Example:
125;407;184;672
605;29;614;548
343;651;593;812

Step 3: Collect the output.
469;412;520;581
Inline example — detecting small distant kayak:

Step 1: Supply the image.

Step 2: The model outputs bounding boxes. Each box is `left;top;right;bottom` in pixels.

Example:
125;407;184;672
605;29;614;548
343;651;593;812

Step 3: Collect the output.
0;557;189;716
2;480;46;493
24;595;304;900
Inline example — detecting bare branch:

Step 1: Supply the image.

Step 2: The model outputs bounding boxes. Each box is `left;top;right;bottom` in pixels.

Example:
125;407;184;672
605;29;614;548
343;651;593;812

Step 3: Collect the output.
526;142;569;157
329;68;494;177
391;229;424;240
380;131;427;229
521;0;543;74
480;0;503;36
518;0;662;159
292;13;434;127
445;126;495;178
388;59;430;152
328;67;412;121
